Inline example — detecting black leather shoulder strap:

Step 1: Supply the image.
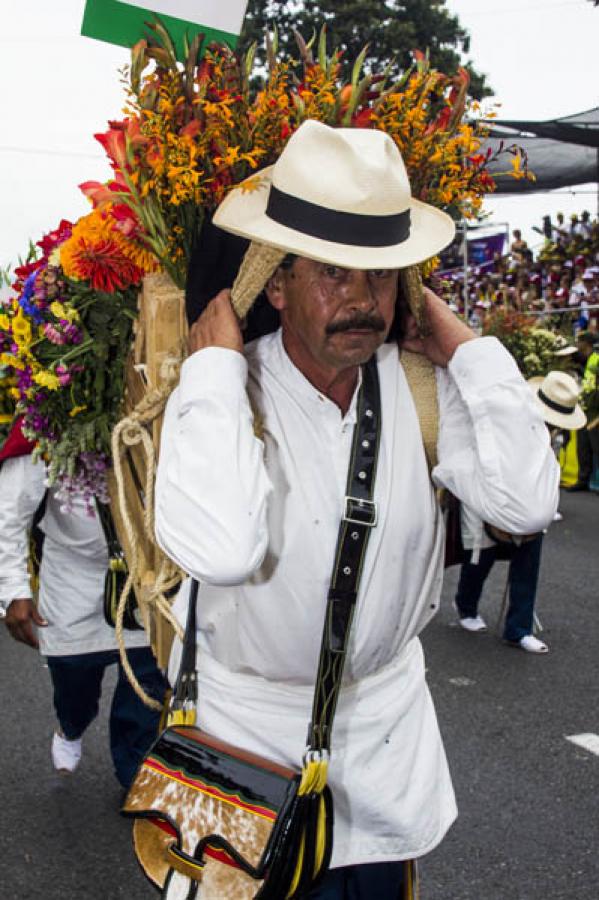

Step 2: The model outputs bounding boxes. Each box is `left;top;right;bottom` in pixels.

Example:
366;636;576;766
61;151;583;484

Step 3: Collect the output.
307;356;382;754
174;357;382;756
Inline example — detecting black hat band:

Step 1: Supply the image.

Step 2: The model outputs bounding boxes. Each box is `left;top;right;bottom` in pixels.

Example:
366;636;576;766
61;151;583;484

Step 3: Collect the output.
538;388;575;416
265;185;411;248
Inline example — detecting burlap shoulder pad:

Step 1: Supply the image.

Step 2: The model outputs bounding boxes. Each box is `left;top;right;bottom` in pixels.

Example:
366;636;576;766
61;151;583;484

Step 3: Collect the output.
400;350;439;475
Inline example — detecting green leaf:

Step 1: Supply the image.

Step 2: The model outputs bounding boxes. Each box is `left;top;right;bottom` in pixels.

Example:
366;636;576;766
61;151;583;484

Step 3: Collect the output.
130;39;148;94
350;43;369;89
317;24;328;71
147;15;178;69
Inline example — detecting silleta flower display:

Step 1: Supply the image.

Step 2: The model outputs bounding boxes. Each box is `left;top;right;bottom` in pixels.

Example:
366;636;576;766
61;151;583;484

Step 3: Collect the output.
0;21;527;504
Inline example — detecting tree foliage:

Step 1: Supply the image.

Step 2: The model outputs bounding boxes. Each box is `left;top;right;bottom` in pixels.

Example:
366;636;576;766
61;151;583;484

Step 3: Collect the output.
239;0;491;99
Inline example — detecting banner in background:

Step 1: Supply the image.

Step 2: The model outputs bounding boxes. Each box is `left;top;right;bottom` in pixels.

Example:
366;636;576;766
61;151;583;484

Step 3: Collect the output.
468;231;506;268
439;230;507;276
81;0;248;59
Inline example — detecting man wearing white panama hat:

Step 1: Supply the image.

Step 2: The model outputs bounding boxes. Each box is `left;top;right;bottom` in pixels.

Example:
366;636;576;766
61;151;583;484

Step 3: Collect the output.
155;121;559;897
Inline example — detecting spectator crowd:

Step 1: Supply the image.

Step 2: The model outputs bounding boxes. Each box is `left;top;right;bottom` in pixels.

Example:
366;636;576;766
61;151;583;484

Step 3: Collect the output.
439;210;599;336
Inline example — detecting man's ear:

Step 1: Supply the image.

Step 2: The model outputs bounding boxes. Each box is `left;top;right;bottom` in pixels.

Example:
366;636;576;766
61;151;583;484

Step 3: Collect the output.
265;268;287;311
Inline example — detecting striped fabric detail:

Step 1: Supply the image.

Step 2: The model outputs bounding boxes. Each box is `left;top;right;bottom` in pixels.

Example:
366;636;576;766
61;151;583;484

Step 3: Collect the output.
143;756;279;821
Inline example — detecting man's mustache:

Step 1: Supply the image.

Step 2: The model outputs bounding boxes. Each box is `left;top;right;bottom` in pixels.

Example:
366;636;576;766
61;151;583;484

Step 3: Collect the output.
326;313;386;335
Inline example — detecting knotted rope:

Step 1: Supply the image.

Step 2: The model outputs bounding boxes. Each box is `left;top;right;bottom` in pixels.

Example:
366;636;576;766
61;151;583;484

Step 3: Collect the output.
111;243;285;707
112;365;186;710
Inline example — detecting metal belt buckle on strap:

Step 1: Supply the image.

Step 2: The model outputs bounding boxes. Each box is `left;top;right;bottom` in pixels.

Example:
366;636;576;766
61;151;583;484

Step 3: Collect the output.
343;496;378;527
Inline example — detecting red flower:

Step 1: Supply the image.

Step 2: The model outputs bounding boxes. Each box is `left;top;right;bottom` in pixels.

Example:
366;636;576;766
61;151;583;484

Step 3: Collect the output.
110;203;141;238
37;220;73;257
351;108;374;127
67;238;143;293
12;259;44;293
181;119;201;138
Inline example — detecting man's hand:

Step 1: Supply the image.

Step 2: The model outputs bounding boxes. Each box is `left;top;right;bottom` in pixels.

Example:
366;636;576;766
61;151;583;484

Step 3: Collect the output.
401;286;476;367
4;598;47;649
188;289;243;356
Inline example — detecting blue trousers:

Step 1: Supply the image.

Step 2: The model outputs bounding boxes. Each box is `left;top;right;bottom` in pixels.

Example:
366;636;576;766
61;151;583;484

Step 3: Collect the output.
455;534;544;642
46;647;166;789
304;861;414;899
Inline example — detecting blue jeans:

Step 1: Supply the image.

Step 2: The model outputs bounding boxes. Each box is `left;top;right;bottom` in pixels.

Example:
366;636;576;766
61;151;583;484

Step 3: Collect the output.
455;535;544;642
304;861;414;899
46;647;166;789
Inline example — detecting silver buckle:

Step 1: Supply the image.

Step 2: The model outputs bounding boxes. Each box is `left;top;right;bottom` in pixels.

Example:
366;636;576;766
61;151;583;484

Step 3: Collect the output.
343;496;378;527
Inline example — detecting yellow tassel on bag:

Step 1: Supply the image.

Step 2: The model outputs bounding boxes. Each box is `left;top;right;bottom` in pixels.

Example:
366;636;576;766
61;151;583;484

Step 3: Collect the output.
167;706;197;727
286;755;330;896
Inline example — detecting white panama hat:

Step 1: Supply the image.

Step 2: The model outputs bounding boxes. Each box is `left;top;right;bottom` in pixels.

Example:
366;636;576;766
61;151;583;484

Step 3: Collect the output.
527;372;586;430
553;334;578;357
213;119;456;270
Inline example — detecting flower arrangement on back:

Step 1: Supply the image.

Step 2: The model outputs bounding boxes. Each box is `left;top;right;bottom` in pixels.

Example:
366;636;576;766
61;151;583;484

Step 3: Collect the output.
82;22;529;287
1;20;528;504
0;214;155;511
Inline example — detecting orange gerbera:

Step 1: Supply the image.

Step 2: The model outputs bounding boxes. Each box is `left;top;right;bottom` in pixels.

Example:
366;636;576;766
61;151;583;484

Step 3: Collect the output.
61;210;146;292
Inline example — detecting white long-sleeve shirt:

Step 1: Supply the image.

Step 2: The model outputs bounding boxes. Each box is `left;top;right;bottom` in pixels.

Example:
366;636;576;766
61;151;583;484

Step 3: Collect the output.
155;331;559;867
0;455;148;656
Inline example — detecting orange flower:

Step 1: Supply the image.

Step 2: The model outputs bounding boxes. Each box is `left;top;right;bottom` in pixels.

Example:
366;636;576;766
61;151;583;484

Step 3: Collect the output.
60;210;148;292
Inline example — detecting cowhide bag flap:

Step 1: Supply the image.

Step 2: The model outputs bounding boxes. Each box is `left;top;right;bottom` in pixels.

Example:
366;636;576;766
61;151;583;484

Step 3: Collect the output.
123;725;333;899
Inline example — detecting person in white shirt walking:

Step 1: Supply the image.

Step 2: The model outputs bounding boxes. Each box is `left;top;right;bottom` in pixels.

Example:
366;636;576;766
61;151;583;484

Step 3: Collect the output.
155;121;559;898
455;371;586;654
0;445;166;788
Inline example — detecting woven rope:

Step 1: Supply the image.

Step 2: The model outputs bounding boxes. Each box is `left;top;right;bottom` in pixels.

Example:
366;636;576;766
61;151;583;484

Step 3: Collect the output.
230;242;287;318
112;372;185;710
109;244;282;707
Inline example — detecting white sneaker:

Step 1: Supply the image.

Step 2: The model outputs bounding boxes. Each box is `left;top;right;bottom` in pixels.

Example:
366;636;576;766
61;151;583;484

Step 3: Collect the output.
517;634;549;654
553;511;563;522
458;615;488;633
51;731;82;773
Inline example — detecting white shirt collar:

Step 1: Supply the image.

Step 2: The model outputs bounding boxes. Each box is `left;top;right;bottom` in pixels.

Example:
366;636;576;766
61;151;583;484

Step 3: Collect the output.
273;328;361;425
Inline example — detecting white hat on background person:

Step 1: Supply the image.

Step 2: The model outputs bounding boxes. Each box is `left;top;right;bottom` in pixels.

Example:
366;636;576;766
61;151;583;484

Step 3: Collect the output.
527;372;586;430
553;334;578;357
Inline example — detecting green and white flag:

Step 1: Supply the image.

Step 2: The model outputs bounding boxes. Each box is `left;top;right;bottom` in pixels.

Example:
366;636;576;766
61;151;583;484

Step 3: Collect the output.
81;0;248;59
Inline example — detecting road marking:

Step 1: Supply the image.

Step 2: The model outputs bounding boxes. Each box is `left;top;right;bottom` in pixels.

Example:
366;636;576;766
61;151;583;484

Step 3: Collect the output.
566;733;599;756
449;676;475;687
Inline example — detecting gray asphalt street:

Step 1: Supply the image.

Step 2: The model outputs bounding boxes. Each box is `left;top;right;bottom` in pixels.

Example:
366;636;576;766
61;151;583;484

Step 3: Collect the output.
0;489;597;900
